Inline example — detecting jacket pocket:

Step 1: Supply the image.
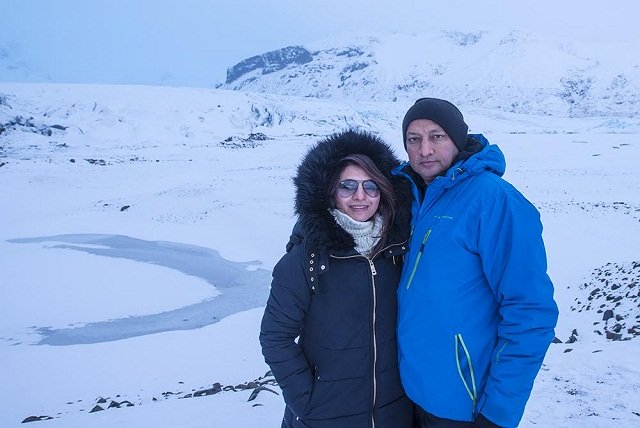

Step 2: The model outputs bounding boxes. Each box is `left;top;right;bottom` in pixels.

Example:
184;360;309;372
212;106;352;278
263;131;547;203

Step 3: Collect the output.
454;333;478;419
303;365;369;421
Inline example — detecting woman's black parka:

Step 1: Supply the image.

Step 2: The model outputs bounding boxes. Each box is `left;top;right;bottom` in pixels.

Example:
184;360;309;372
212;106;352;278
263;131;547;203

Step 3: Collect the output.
259;130;413;428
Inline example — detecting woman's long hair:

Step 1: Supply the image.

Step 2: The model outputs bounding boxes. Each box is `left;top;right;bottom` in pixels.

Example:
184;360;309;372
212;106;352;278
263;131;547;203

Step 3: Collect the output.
328;154;397;255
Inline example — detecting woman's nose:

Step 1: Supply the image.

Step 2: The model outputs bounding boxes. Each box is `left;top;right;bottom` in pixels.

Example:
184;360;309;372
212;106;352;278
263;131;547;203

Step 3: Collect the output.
353;186;366;199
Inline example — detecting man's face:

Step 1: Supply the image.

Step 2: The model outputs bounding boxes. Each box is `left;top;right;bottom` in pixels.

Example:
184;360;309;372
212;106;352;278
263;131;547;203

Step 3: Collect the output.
405;119;459;184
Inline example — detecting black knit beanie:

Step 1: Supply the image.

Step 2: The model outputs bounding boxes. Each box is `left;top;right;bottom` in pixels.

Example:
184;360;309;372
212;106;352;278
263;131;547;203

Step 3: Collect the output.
402;98;468;151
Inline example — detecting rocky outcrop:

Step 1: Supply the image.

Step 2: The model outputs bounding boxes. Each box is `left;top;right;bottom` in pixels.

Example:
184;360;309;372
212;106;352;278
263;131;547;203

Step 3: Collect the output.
570;261;640;341
20;371;279;422
21;416;53;423
0;115;67;137
226;46;313;84
219;132;271;149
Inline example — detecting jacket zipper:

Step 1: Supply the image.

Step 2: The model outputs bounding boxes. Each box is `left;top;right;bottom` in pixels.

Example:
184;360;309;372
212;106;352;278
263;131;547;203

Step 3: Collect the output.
454;333;478;418
330;248;395;428
368;258;377;428
405;229;431;289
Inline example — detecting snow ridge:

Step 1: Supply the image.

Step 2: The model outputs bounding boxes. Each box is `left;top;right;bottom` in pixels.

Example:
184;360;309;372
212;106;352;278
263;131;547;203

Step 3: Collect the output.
220;30;640;118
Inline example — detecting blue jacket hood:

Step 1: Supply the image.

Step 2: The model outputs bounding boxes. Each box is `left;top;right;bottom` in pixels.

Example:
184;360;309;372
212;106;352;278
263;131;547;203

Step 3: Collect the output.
460;134;505;178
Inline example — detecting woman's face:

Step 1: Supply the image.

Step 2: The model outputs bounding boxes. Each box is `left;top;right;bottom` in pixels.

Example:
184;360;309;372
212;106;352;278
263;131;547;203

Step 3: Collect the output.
334;164;381;222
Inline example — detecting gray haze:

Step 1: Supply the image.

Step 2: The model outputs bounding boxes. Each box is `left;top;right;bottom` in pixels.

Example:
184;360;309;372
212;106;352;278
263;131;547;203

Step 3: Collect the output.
0;0;637;87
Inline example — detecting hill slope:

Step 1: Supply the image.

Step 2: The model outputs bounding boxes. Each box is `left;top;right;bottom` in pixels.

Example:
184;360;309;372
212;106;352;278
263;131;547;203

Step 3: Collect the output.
220;30;640;118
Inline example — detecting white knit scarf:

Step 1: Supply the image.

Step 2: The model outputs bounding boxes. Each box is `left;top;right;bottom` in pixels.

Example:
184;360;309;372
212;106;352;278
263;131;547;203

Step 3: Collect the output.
330;209;383;257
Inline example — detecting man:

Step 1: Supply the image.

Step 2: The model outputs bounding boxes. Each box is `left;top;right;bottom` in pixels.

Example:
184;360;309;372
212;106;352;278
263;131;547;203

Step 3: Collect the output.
392;98;558;428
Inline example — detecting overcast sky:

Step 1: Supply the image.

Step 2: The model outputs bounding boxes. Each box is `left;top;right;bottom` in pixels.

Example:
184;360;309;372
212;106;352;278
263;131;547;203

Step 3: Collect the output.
1;0;637;87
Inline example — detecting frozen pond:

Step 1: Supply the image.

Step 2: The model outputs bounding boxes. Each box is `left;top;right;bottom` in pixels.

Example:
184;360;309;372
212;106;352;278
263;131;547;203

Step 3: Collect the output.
8;234;271;346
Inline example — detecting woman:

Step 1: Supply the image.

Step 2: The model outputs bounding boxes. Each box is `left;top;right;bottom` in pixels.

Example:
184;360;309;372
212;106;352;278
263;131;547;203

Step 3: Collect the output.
260;130;413;427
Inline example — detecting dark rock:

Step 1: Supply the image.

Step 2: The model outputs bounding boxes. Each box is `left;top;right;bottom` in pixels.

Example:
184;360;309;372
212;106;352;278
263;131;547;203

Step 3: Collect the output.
21;416;53;423
226;46;313;83
336;47;364;57
84;158;107;166
96;397;107;404
566;329;579;343
563;348;573;353
603;309;614;321
247;132;269;141
219;135;264;149
89;405;104;413
342;62;369;75
606;331;622;340
120;205;130;212
194;383;222;397
247;385;280;401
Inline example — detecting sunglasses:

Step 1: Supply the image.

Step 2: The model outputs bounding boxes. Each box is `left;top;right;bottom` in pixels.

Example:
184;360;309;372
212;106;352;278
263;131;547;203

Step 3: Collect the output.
337;179;380;198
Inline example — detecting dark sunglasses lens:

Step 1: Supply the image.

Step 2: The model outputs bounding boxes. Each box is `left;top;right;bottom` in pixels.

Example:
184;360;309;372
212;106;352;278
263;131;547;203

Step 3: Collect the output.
337;179;379;198
338;180;359;197
362;180;379;197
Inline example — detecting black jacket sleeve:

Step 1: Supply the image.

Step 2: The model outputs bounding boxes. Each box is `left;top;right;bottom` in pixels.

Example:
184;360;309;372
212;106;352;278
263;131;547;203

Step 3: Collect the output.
259;248;313;417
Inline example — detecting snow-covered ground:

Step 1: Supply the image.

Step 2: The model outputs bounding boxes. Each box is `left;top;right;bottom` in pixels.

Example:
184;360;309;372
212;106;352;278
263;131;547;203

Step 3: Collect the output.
1;83;639;427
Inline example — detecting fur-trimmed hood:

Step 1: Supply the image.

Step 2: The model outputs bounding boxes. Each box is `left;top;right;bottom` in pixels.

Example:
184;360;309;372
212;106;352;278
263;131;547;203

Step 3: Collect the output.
292;129;412;254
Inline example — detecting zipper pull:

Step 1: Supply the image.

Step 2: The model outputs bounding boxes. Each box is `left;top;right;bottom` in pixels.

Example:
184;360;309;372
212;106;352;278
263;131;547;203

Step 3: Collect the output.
368;259;377;276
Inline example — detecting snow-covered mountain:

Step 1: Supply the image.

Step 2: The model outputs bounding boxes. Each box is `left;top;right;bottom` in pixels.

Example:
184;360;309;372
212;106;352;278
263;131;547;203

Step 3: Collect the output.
220;30;640;118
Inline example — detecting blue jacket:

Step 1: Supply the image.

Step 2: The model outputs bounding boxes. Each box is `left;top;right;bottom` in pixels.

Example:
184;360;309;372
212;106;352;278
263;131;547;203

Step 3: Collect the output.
392;135;558;428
